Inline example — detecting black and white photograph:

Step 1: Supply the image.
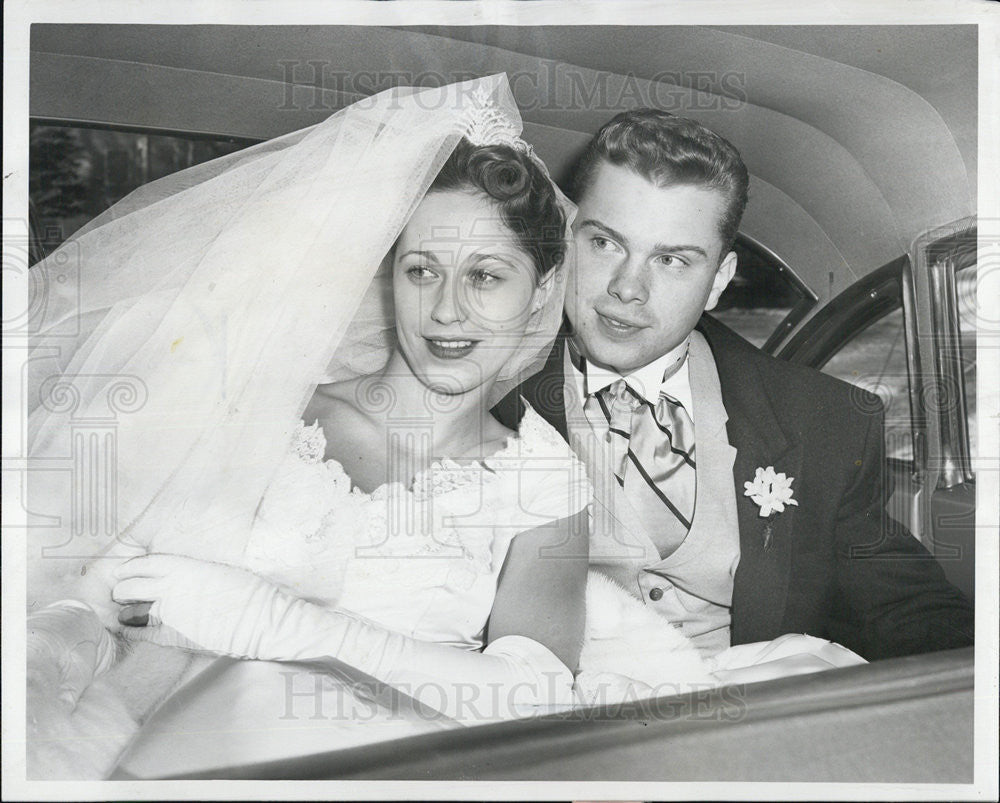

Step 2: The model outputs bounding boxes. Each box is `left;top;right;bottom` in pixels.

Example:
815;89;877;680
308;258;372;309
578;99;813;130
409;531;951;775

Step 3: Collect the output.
3;1;998;799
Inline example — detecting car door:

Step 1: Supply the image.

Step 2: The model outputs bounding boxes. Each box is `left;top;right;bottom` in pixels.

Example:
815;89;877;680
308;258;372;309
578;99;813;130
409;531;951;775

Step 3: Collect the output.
777;220;977;600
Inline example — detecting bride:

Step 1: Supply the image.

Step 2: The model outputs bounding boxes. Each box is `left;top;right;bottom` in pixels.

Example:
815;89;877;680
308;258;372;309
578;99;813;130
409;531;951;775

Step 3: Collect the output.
27;74;598;778
25;74;861;780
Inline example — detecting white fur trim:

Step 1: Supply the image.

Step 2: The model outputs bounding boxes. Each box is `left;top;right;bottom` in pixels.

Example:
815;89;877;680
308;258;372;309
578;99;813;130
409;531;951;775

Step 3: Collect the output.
577;571;717;704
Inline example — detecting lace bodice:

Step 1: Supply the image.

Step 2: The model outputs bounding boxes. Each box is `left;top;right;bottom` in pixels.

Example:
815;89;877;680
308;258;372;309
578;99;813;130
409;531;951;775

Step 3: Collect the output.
241;404;590;650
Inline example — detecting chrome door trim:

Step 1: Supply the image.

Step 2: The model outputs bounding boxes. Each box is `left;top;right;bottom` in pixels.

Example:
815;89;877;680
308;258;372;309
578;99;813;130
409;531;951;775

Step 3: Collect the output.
900;256;925;476
913;218;977;489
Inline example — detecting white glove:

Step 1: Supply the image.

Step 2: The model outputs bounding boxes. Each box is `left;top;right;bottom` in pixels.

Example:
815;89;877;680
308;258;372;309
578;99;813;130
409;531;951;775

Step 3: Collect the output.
28;600;118;709
112;553;574;722
112;554;290;656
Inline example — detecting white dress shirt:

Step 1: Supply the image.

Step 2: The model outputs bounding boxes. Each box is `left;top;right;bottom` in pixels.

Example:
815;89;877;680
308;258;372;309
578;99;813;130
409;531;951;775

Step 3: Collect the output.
569;337;694;418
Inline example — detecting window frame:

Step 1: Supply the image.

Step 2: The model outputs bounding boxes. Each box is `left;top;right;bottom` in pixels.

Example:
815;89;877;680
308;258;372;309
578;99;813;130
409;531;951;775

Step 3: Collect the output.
740;235;818;355
777;225;978;489
777;256;915;470
28;118;262;262
30;117;263;146
717;233;818;355
915;221;977;488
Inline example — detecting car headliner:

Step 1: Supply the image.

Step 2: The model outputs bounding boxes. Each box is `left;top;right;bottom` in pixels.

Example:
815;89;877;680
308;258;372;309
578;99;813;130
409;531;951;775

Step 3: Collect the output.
29;24;975;314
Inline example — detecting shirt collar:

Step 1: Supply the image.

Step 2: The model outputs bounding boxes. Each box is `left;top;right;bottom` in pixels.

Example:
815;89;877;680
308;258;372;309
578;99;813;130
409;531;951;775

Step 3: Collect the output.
570;337;694;414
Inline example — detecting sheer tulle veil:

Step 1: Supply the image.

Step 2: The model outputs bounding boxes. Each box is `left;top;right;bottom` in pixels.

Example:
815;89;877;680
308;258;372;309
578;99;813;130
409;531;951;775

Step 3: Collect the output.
26;74;574;611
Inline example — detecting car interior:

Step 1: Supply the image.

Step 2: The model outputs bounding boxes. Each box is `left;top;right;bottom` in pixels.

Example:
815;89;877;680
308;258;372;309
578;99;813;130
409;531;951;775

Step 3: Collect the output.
24;22;980;782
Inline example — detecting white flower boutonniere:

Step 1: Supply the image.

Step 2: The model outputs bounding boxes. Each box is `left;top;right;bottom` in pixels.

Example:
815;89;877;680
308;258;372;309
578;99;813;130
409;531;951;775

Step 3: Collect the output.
744;466;799;517
744;466;799;550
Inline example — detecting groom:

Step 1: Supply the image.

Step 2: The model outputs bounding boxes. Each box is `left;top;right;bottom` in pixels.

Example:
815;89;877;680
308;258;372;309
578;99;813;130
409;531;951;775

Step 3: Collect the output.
495;109;973;661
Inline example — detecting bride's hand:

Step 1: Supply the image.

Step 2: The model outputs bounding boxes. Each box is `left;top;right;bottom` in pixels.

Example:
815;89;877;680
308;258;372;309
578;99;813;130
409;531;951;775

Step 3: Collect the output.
115;555;579;722
112;553;287;658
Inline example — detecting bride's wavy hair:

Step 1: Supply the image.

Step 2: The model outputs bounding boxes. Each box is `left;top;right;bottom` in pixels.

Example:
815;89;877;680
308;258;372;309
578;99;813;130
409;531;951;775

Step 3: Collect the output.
428;139;567;281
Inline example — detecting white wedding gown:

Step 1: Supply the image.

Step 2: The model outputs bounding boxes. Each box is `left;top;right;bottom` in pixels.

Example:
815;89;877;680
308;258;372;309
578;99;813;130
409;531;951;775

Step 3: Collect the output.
111;404;593;777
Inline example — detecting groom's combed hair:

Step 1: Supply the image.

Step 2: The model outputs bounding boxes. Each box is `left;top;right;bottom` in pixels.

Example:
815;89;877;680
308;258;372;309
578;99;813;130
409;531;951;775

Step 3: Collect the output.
430;139;566;280
573;109;750;251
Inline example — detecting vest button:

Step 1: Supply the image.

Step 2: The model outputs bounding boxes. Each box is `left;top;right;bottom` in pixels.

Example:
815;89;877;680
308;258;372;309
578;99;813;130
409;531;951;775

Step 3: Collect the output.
649;586;664;601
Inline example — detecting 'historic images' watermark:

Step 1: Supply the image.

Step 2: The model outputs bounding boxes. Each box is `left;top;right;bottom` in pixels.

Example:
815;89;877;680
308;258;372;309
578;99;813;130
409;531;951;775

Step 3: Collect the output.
278;63;747;115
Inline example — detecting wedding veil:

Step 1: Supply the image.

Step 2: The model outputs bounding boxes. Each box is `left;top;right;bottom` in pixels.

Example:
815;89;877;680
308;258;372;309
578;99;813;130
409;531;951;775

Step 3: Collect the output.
26;74;573;598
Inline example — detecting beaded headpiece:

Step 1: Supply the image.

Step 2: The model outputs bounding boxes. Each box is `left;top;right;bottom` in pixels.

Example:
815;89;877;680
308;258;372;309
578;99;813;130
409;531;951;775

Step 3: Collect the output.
464;84;534;156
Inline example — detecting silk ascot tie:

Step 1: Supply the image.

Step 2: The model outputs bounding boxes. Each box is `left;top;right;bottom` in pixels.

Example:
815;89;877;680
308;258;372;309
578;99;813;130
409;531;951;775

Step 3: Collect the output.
584;365;697;557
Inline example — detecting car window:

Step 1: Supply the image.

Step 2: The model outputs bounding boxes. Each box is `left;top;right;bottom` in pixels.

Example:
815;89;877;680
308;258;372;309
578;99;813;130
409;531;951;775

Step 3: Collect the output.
30;123;253;260
819;305;913;462
711;238;815;351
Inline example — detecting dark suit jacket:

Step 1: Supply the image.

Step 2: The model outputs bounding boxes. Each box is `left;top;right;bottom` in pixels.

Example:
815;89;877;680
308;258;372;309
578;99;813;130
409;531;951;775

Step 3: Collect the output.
493;313;973;660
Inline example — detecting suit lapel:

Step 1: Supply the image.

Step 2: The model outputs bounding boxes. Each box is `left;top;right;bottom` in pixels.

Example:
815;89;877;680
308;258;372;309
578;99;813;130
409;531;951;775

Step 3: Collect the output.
697;315;803;644
492;332;570;440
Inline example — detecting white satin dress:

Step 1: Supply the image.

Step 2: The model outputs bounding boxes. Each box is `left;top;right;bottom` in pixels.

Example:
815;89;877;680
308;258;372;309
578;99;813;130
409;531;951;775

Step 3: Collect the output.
114;405;591;777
